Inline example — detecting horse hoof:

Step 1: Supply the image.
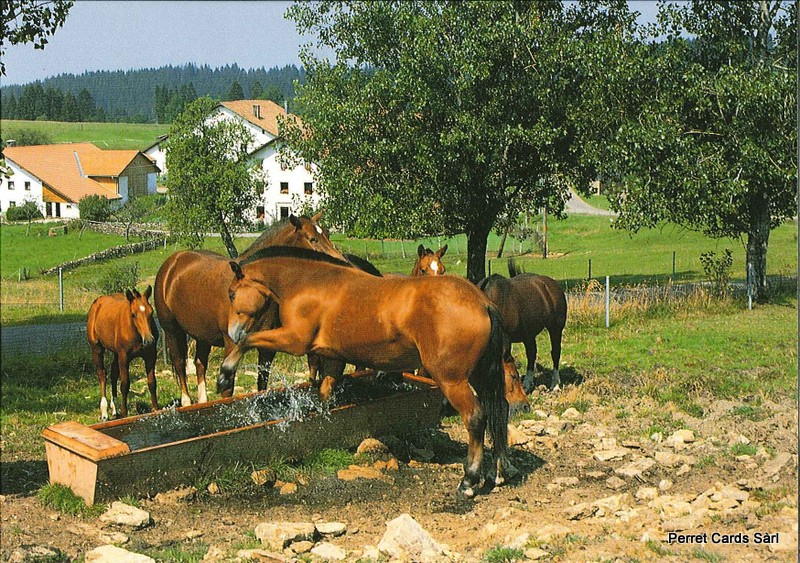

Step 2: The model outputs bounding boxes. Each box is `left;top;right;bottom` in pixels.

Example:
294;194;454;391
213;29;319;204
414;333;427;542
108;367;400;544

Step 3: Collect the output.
549;384;561;393
459;485;475;498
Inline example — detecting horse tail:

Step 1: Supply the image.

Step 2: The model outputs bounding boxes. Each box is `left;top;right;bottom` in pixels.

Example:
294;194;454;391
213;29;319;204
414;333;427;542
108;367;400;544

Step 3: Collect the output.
472;306;509;458
507;258;521;278
476;276;492;292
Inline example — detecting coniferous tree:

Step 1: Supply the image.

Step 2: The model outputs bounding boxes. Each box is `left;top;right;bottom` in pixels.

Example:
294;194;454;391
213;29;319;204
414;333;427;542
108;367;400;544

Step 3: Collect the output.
225;81;244;101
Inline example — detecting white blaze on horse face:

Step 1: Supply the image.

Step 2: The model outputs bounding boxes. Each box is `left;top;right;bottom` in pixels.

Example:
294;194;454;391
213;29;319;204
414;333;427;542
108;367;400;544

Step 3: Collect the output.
139;305;146;312
430;260;439;273
315;225;323;234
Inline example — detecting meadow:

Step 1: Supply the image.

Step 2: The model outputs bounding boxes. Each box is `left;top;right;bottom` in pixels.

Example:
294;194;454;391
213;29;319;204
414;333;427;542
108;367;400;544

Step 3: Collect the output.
1;119;169;150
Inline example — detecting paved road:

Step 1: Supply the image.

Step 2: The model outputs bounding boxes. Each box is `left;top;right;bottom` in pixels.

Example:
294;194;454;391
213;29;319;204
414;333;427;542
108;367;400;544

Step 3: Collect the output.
565;188;617;216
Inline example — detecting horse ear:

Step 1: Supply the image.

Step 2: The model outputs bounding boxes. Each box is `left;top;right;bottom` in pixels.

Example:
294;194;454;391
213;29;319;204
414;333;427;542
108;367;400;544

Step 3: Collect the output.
230;261;244;280
133;288;141;298
437;244;448;258
289;215;302;230
125;289;134;302
311;210;324;222
143;285;152;300
417;244;425;258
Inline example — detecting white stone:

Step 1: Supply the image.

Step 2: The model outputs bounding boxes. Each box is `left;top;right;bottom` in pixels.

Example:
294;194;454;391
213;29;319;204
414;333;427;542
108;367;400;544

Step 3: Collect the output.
377;514;448;562
310;542;347;560
316;522;347;537
85;545;154;563
615;458;656;479
254;521;316;551
98;502;152;529
561;407;582;420
635;487;659;501
525;547;549;560
593;448;629;462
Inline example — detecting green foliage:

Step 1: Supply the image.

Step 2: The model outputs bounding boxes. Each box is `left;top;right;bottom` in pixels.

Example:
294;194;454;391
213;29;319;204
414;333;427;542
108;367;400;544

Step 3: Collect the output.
142;543;209;563
78;194;112;222
730;442;758;457
38;483;103;517
483;545;525;562
113;195;151;241
1;126;53;146
699;249;733;297
1;0;73;76
5;199;43;223
165;96;266;257
284;1;635;280
96;262;139;294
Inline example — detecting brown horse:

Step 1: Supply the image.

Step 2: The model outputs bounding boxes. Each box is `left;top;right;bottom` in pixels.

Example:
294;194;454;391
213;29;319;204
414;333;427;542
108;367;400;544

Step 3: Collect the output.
478;260;567;391
154;213;345;406
412;244;448;276
87;287;158;420
222;246;511;496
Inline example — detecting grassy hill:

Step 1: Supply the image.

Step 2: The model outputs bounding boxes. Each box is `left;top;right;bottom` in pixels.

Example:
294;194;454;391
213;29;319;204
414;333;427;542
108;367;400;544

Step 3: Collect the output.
1;120;169;150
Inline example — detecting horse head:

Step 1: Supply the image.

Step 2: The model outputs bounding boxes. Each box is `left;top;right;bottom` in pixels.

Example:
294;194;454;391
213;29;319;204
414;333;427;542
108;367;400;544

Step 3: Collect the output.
503;354;530;415
412;244;448;276
227;261;275;345
125;286;155;346
288;212;347;261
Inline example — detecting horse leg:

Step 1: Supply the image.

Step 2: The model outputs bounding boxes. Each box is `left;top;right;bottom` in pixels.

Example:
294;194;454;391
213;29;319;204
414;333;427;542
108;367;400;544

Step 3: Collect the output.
257;349;276;391
220;327;310;388
143;344;159;412
194;340;211;402
437;377;486;497
522;336;538;393
91;344;110;421
117;353;131;418
547;325;563;390
164;328;191;406
110;353;120;418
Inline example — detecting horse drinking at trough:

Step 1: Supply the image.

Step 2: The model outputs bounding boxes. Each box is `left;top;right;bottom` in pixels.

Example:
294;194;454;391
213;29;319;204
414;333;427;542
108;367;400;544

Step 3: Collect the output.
154;213;346;406
87;286;158;420
221;246;511;496
478;260;567;391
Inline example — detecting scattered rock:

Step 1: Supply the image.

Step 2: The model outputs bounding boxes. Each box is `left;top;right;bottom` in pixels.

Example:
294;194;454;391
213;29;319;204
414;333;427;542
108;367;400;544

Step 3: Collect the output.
98;502;152;529
357;437;388;455
154;486;197;504
251;469;278;488
254;522;316;551
85;545;155;563
316;522;347;537
606;476;626;490
635;487;659;501
592;493;633;516
593;448;629;462
279;483;298;495
659;479;673;492
201;545;228;562
615;458;656;479
524;547;549;560
386;458;400;471
675;464;691;477
290;541;314;554
377;513;449;562
236;548;286;561
337;465;386;481
310;542;347;560
565;501;598;520
507;424;529;446
661;513;705;532
655;451;696;467
207;482;220;495
98;530;129;544
8;546;68;563
553;476;580;487
561;407;582;420
185;529;204;540
761;452;794;479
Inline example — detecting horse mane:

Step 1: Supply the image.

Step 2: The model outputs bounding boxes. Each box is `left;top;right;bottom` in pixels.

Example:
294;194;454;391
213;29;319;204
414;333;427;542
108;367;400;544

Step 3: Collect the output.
477;274;505;292
343;253;383;277
239;217;297;259
238;245;354;269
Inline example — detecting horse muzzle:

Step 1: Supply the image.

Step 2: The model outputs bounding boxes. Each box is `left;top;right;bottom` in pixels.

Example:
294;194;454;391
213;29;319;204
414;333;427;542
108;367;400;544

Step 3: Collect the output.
142;334;155;346
228;323;247;345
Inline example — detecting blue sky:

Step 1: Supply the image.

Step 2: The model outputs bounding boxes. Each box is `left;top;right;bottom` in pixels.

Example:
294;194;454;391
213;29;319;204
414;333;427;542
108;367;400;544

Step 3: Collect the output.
2;1;661;87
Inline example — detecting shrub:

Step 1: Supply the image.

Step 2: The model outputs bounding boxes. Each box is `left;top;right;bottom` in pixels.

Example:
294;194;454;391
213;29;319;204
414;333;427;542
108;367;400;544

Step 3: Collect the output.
78;194;112;222
699;249;733;297
4;127;53;146
97;262;139;294
5;200;43;222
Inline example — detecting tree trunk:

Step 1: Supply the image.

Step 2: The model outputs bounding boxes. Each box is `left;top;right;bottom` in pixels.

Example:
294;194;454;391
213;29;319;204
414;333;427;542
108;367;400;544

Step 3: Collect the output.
496;227;509;259
465;223;491;283
220;222;239;259
746;198;770;302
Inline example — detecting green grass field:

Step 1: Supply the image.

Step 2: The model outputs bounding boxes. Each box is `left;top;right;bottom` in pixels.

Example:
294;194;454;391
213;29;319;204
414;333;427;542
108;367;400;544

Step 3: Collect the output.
1;120;169;150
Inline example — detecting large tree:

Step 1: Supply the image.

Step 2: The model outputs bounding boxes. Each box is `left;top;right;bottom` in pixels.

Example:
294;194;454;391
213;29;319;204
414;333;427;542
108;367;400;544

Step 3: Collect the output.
587;1;796;301
283;0;634;281
165;96;266;258
1;0;73;76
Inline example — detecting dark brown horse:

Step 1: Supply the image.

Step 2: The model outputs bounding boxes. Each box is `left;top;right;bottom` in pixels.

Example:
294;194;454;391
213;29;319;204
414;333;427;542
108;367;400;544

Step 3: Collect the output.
478;260;567;391
222;246;510;496
87;287;158;419
154;213;346;406
412;244;448;276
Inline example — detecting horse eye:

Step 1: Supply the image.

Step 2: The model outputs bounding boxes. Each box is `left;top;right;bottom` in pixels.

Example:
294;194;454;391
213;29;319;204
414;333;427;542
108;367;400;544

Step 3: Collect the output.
228;291;235;301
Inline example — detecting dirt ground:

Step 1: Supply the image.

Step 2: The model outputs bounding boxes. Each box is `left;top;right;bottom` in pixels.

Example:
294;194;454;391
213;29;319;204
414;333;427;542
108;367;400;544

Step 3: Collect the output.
1;383;797;562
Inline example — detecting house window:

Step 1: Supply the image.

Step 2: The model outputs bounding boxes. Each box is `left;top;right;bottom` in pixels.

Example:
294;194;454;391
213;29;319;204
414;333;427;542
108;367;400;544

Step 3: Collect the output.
279;206;290;220
280;182;289;194
9;201;16;207
24;181;31;191
8;181;14;190
304;182;313;195
45;202;52;216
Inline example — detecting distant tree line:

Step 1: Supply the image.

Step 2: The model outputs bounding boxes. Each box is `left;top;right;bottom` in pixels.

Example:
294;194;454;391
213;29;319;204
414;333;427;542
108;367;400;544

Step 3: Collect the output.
1;84;104;121
1;63;305;123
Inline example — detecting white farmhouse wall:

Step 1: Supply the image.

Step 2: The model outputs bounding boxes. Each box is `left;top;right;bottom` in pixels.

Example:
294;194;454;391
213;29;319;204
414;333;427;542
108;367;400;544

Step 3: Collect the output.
144;143;166;176
0;160;44;215
215;106;275;151
118;176;129;205
253;143;322;223
147;172;157;193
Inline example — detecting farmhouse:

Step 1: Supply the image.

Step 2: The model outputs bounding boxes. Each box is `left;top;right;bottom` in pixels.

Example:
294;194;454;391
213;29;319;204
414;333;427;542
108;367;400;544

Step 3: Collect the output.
145;99;321;223
1;143;159;219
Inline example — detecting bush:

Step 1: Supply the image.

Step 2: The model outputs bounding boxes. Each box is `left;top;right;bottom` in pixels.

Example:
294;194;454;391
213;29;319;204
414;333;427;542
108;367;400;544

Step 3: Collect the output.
97;262;139;294
78;194;112;222
699;249;733;297
3;127;53;146
5;200;43;222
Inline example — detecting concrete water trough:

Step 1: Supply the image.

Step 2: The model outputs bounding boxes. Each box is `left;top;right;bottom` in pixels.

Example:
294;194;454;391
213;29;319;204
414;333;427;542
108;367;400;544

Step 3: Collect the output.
42;371;442;505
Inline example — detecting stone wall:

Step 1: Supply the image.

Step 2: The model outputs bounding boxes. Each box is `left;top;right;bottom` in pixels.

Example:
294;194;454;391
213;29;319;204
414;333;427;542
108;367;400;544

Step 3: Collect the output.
41;238;167;276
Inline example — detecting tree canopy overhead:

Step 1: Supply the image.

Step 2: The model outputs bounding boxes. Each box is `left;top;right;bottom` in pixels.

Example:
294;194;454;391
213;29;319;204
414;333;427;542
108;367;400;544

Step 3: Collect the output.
284;0;635;281
1;0;73;76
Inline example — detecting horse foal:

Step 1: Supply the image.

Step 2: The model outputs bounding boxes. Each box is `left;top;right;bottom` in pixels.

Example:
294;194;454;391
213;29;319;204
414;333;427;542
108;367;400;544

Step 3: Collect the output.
87;287;159;420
